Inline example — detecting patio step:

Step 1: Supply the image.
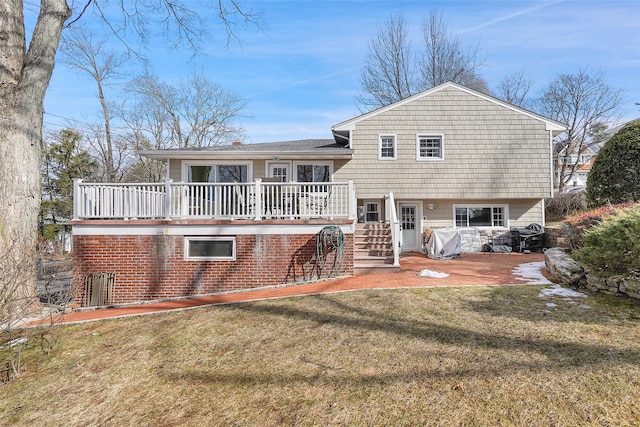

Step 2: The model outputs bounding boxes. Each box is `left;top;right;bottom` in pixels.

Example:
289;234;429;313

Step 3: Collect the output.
354;223;400;274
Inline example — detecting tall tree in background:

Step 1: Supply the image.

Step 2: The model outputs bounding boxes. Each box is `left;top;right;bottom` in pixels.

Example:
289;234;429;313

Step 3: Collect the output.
419;11;487;93
61;26;127;182
356;10;487;110
123;71;247;149
0;1;260;318
497;70;535;109
355;14;415;109
537;69;624;192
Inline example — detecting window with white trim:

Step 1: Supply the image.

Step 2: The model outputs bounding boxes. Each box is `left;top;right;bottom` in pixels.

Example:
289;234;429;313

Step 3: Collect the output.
378;134;396;160
185;237;236;260
365;201;380;222
186;162;250;183
417;135;443;160
454;206;506;228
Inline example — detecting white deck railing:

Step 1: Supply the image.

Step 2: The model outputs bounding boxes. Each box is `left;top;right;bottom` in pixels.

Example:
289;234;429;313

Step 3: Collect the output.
73;179;356;221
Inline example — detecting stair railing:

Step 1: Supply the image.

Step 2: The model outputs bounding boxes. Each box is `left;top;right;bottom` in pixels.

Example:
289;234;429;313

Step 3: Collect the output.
385;192;401;267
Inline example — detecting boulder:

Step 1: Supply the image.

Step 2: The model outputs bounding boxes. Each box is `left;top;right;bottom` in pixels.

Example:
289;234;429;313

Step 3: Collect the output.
620;276;640;299
586;273;622;293
544;247;586;286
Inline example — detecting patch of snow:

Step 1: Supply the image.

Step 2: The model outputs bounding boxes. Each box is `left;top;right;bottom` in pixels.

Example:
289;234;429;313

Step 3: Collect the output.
579;304;591;309
418;269;449;278
0;337;28;349
546;302;558;307
512;261;553;284
539;284;587;298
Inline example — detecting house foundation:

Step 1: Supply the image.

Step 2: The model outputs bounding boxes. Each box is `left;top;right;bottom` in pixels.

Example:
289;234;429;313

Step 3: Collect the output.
72;219;354;305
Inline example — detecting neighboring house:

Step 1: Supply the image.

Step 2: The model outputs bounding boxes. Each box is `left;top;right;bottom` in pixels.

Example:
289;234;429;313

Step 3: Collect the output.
71;82;566;305
556;145;599;189
555;121;636;190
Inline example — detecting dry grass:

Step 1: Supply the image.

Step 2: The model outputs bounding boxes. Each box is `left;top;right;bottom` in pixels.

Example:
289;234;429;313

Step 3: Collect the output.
1;285;640;426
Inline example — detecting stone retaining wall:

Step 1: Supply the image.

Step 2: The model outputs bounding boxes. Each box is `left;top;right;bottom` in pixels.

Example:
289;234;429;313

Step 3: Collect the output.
544;247;640;299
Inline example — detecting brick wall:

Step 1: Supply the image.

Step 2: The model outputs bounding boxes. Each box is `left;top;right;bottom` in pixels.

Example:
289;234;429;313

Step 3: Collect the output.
73;231;354;305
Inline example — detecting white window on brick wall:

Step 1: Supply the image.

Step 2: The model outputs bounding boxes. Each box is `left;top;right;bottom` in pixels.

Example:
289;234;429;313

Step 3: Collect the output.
454;206;507;228
378;134;396;160
185;237;236;260
416;134;444;160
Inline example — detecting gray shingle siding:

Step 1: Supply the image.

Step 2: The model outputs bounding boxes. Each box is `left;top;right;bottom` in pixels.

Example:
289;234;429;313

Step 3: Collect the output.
333;86;553;200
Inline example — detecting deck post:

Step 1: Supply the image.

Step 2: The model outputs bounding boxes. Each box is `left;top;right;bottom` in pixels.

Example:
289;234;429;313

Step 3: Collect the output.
164;179;173;220
254;178;262;221
348;179;356;220
72;178;82;220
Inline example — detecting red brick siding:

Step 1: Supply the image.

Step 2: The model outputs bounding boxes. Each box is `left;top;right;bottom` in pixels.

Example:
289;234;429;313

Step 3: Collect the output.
73;232;353;305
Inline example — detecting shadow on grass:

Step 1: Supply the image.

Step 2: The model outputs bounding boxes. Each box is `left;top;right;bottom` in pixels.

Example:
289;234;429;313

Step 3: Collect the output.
158;292;640;387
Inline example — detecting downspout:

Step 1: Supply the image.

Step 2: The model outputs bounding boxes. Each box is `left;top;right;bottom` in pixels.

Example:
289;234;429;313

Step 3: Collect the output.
548;130;554;197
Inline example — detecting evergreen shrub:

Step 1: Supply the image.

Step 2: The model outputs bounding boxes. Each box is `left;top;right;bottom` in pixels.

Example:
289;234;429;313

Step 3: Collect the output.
573;204;640;277
562;202;634;250
586;119;640;208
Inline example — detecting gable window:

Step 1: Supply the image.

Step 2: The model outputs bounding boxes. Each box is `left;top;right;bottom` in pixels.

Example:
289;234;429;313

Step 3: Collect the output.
296;163;331;182
417;135;443;160
185;237;236;260
454;206;506;228
378;134;396;160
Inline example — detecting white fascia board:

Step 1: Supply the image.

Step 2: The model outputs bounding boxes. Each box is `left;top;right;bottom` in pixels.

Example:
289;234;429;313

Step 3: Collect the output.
138;150;352;161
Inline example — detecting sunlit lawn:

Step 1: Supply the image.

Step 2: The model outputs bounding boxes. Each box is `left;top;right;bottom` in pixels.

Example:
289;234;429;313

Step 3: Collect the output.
2;284;640;426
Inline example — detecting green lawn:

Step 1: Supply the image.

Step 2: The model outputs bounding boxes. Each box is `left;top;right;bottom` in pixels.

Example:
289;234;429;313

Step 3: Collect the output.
2;285;640;426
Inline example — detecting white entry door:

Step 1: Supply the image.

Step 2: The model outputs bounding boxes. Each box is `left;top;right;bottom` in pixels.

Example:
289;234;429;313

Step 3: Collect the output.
400;203;419;252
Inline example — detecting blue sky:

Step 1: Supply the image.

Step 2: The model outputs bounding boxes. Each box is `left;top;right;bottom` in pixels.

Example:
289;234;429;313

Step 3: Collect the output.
42;0;640;143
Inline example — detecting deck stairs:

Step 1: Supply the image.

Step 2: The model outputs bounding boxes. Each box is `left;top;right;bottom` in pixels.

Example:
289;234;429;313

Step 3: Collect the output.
353;223;400;274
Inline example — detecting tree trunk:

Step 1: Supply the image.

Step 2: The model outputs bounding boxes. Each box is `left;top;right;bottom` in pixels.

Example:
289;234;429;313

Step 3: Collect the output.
97;79;116;181
0;1;71;320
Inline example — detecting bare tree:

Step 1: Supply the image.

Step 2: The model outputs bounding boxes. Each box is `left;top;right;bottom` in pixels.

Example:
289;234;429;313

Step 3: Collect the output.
123;71;247;149
356;10;487;110
497;70;534;108
83;121;130;181
355;14;416;110
537;68;624;192
0;1;261;319
419;11;487;93
1;234;75;383
61;26;127;182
